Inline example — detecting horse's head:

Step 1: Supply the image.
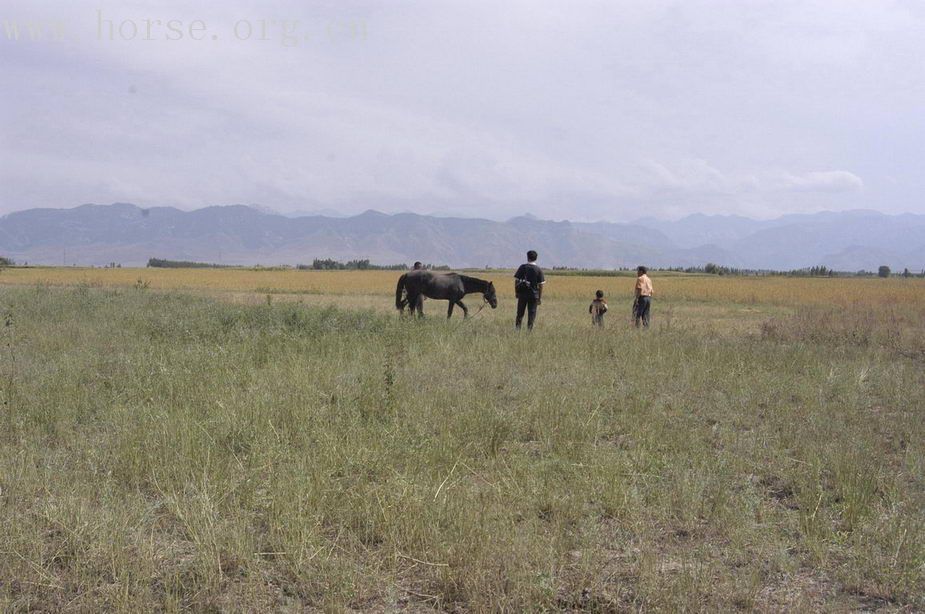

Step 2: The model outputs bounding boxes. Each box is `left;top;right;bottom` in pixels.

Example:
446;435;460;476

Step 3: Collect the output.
484;282;498;308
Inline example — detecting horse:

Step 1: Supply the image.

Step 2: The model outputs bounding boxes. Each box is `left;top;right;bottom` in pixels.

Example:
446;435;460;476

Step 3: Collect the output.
395;270;498;319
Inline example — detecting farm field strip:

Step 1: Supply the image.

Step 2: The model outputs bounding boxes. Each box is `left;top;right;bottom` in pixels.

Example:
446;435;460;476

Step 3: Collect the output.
1;267;923;307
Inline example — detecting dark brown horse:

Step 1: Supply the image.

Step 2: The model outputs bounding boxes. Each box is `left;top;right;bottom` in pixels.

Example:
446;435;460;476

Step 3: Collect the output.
395;271;497;319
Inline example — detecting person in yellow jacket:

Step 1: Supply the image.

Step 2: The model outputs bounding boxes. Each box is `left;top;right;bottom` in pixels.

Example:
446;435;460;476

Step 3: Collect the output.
633;266;653;328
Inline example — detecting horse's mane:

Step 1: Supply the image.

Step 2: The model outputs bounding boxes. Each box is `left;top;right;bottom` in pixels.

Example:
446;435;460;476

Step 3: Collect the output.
459;274;491;291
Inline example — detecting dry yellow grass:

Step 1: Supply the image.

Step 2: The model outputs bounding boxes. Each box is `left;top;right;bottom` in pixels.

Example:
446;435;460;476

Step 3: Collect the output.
2;266;923;308
1;283;923;611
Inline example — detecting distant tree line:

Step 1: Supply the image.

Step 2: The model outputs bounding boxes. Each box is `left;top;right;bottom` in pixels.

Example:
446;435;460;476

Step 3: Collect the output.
672;263;925;278
550;264;839;277
145;257;454;270
1;255;919;277
147;258;231;269
665;263;840;276
551;263;925;278
693;263;841;277
299;258;450;271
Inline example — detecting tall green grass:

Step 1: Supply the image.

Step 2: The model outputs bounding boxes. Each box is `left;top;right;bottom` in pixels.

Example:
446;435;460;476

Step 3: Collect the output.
1;286;922;611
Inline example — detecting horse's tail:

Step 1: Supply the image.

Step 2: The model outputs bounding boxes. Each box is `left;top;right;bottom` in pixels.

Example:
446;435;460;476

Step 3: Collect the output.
395;274;407;310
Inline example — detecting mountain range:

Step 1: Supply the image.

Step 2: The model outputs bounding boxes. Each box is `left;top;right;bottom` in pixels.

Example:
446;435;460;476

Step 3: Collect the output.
0;203;922;271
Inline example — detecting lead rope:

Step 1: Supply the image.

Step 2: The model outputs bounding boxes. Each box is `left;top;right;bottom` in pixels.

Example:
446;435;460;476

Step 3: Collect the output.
454;295;490;326
472;297;489;318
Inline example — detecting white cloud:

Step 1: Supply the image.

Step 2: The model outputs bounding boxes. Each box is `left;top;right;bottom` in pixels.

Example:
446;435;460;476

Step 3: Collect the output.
769;170;864;193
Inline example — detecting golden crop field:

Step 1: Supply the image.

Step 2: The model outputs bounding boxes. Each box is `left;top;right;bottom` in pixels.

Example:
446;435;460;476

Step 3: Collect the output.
1;266;923;308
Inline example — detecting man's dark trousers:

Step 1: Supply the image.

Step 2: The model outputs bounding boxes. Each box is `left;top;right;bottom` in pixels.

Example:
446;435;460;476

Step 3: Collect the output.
516;296;538;330
634;296;651;328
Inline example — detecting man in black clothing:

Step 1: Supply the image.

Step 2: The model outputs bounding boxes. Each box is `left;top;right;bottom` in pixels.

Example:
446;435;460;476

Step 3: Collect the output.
514;250;545;330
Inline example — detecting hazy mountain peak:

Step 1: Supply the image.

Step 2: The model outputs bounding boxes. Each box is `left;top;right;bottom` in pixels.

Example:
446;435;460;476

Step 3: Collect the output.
246;204;280;216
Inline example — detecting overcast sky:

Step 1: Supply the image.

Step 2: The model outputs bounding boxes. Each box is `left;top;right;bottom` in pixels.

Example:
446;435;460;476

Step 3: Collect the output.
2;1;923;221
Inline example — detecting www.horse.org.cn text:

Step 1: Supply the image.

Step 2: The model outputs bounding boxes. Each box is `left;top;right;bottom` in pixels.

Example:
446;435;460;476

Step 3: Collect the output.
1;11;367;46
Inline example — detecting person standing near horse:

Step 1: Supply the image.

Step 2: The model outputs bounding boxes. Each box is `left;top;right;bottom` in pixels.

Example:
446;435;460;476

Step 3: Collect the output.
398;262;425;312
514;250;545;330
633;266;653;328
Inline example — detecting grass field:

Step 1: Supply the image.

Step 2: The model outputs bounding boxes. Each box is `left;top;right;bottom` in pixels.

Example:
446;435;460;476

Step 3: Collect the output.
1;266;924;306
1;268;923;611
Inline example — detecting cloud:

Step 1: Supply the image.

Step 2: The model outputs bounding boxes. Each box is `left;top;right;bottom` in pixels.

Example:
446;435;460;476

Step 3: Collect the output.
770;170;864;193
634;161;863;196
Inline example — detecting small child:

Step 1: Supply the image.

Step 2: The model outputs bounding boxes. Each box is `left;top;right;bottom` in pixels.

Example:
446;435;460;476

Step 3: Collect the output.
589;290;608;327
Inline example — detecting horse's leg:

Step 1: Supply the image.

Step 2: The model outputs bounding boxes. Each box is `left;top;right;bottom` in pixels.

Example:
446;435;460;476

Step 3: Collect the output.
414;294;425;318
447;301;455;319
457;300;468;318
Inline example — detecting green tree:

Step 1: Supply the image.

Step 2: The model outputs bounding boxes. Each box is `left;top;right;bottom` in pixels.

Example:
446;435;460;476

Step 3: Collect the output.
878;265;891;278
